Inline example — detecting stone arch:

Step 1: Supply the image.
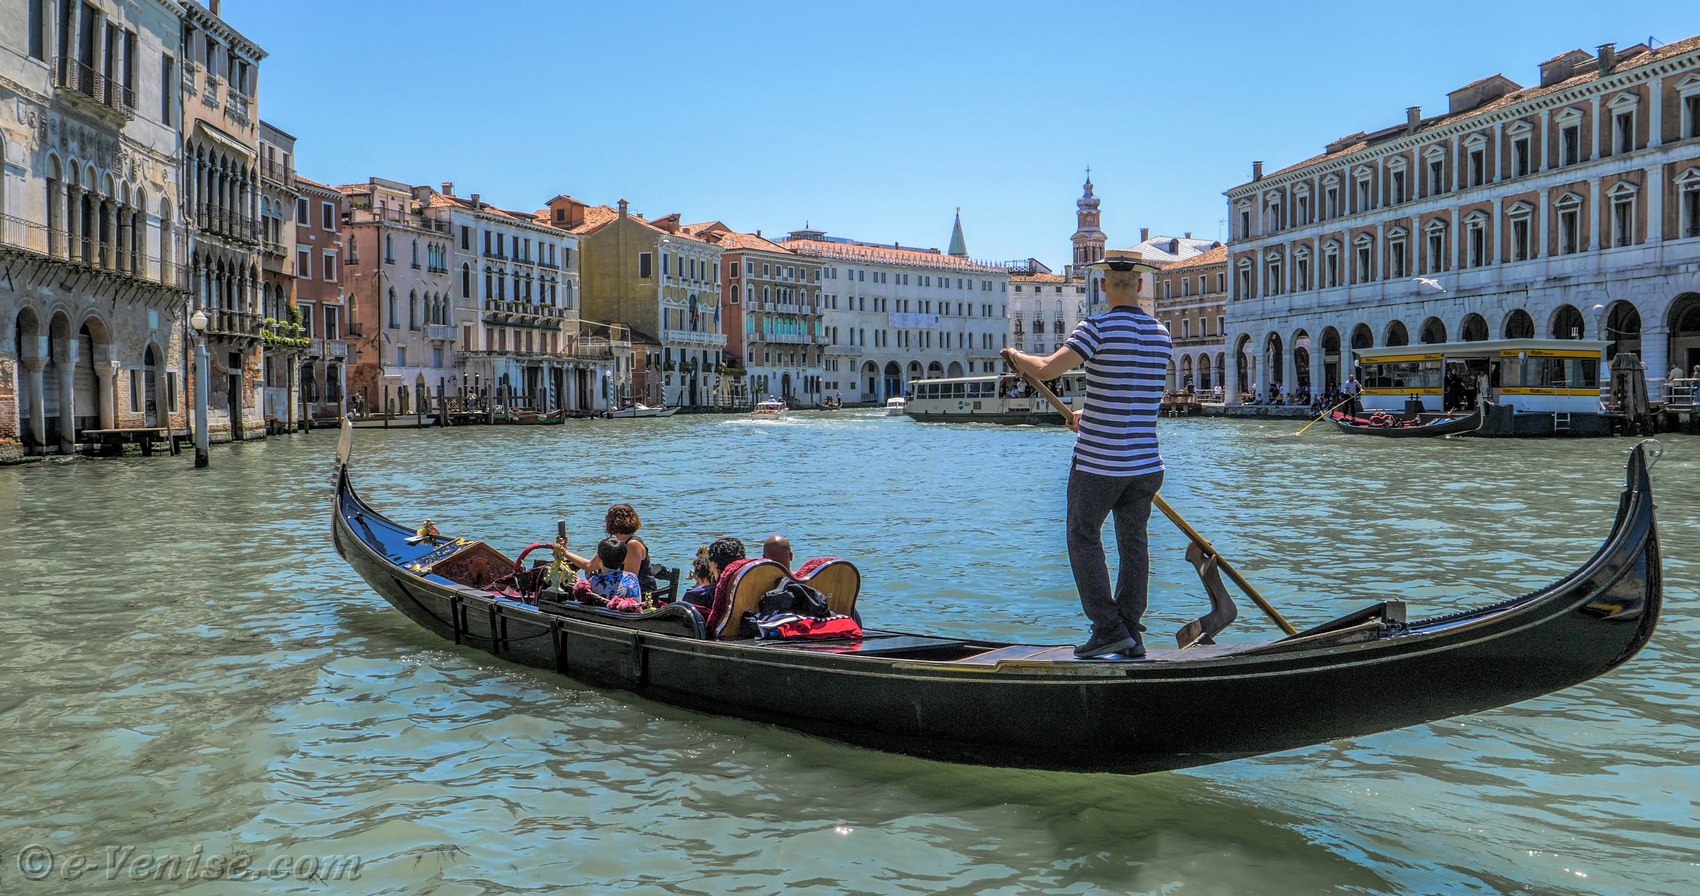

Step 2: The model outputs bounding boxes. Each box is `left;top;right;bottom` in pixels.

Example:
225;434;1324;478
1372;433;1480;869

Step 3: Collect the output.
1503;309;1535;339
946;361;964;377
12;306;46;449
1384;320;1410;347
1264;331;1285;393
1667;293;1700;376
1549;303;1586;340
140;340;168;427
882;360;902;401
927;360;944;377
1180;354;1194;389
1233;333;1255;395
1419;316;1447;344
1460;312;1489;342
1350;323;1374;350
1603;299;1642;360
1289;328;1310;392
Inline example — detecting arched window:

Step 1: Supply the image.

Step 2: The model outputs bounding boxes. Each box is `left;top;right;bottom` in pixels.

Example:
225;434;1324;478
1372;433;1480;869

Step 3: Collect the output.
408;290;418;329
385;234;393;263
387;288;397;328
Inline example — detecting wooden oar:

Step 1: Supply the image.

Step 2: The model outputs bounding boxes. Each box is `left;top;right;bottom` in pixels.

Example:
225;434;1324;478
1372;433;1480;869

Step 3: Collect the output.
1000;349;1299;636
1294;395;1356;437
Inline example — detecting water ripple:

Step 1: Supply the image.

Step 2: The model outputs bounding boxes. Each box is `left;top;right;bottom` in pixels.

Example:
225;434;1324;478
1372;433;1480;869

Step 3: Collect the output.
1;414;1695;894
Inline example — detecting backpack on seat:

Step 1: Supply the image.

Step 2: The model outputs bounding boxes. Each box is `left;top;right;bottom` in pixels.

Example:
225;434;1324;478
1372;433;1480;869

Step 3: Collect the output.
759;578;831;618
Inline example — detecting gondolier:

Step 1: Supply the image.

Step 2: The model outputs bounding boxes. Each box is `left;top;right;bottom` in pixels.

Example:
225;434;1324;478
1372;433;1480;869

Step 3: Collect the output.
1007;249;1171;659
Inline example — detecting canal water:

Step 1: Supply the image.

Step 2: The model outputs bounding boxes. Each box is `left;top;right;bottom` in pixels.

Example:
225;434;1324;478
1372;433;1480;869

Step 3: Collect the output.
1;413;1695;894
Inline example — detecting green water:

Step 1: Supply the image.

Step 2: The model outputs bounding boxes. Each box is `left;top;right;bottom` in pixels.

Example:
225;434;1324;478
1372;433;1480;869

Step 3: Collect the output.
2;413;1695;894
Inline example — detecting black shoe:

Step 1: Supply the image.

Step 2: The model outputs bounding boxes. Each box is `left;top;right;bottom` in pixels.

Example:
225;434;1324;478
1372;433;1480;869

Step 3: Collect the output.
1074;632;1139;659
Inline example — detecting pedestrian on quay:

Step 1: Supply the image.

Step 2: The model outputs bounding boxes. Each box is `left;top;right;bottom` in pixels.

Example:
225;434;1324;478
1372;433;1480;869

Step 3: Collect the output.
1006;248;1171;660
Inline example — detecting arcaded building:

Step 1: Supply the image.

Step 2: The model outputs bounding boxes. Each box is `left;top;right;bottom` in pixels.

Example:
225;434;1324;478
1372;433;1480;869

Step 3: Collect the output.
2;0;191;459
1223;37;1700;402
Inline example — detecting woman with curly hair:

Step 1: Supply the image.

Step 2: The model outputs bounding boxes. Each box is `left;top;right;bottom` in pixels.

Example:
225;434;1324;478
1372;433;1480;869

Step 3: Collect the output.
563;503;658;596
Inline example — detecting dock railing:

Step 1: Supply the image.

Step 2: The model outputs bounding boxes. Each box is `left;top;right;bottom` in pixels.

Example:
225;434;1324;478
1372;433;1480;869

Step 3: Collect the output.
1667;378;1696;410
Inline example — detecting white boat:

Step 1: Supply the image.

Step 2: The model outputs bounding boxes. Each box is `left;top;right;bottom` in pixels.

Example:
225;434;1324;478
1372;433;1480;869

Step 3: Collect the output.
884;397;907;416
905;373;1085;425
751;398;787;416
607;403;677;419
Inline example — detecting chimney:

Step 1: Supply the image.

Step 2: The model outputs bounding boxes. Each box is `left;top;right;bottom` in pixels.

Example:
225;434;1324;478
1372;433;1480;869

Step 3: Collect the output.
1184;231;1192;239
209;0;220;15
755;229;762;238
1252;160;1264;181
617;199;628;217
470;192;481;209
1140;227;1150;242
441;182;454;196
1406;105;1422;134
1598;43;1617;73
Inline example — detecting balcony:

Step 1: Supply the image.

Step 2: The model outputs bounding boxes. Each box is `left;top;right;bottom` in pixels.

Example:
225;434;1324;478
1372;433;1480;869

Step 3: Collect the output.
660;328;727;347
53;56;134;122
202;308;263;342
0;213;191;297
225;90;252;128
260;160;294;188
195;205;263;244
346;206;451;234
261;318;309;352
426;324;457;342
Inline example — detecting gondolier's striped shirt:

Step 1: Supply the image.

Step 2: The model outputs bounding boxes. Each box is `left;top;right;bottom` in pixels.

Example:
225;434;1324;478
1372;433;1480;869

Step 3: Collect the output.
1063;306;1172;477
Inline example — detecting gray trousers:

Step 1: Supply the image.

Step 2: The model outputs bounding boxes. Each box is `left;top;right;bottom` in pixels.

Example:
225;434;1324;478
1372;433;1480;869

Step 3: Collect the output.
1066;466;1165;643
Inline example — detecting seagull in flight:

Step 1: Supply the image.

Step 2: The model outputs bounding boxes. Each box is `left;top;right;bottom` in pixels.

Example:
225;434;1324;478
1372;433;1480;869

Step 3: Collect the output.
1412;277;1446;292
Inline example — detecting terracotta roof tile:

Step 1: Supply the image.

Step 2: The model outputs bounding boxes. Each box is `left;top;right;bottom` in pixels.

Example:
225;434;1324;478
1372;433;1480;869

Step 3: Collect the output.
1166;244;1227;269
780;238;1006;273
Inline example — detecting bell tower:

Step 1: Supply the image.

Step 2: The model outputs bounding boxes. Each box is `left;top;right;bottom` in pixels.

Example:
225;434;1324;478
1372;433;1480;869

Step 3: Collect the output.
1070;169;1106;272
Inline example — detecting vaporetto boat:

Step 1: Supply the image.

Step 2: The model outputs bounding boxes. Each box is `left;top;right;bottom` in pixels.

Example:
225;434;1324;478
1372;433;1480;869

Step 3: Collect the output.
905;373;1085;424
330;420;1663;775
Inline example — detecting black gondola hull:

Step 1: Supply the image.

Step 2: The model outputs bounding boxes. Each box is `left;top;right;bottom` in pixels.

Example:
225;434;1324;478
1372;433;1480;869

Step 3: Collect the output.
1328;407;1484;437
332;448;1661;774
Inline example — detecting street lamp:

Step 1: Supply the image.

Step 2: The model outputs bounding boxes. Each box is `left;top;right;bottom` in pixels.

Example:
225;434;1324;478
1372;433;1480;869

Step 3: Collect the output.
190;308;210;468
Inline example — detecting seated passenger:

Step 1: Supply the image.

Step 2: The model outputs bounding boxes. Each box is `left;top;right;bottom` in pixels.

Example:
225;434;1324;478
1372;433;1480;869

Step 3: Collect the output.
682;537;746;611
762;534;794;573
577;536;642;610
562;503;658;596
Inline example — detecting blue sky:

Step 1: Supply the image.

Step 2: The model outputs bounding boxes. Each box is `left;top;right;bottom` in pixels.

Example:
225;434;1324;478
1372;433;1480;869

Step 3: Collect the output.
237;0;1694;271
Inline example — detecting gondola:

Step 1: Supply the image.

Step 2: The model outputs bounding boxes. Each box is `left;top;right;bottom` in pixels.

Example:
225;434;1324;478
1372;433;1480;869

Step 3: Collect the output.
1329;406;1483;437
331;420;1662;774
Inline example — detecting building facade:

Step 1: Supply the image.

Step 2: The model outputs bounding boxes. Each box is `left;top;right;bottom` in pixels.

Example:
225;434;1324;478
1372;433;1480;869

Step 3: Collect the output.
433;186;606;414
2;0;191;459
257;117;299;428
293;176;346;422
1153;244;1228;394
1223;37;1700;403
337;177;454;417
546;195;726;408
697;225;824;407
181;0;265;440
783;220;1011;404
